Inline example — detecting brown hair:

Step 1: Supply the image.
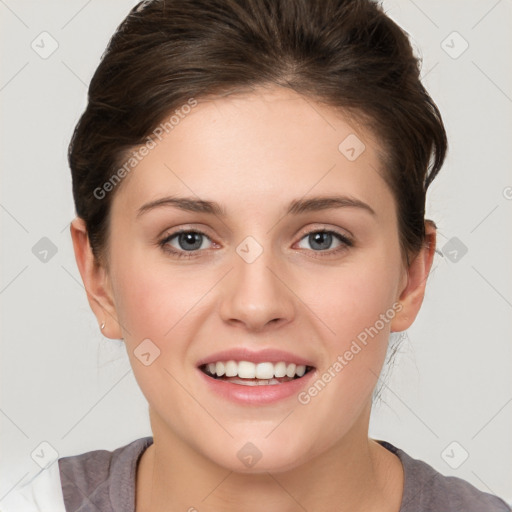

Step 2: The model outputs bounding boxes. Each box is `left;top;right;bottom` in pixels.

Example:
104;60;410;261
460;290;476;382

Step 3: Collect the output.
69;0;447;267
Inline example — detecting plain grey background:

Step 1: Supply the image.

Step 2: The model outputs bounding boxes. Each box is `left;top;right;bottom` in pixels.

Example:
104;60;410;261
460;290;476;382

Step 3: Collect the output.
1;0;511;506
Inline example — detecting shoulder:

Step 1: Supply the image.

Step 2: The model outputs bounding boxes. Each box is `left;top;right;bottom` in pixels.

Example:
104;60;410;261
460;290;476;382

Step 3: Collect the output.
0;437;153;512
0;460;66;512
376;440;511;512
58;436;153;512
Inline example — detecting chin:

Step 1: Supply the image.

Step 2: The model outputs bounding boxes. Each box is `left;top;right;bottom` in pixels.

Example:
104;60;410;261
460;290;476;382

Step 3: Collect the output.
199;431;315;474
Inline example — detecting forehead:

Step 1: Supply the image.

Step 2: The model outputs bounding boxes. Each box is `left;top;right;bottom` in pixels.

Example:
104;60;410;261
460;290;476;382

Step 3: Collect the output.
112;86;392;219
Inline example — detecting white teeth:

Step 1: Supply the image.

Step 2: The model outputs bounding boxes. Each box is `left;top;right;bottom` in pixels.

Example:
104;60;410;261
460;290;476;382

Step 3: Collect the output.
227;377;281;386
238;361;256;379
274;361;287;378
215;361;225;377
285;363;296;378
296;365;306;377
255;362;274;379
203;360;310;379
225;360;238;377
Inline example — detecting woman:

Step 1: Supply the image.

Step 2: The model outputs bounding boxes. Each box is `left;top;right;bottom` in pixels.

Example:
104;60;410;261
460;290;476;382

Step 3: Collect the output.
3;0;510;510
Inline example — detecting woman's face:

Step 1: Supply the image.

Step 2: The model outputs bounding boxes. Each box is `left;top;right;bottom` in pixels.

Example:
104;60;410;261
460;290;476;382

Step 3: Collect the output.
91;86;414;472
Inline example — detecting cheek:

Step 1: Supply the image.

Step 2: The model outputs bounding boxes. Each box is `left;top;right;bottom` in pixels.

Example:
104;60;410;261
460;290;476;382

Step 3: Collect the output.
114;271;167;339
111;259;200;405
304;253;401;399
112;252;202;341
309;260;400;347
299;253;401;406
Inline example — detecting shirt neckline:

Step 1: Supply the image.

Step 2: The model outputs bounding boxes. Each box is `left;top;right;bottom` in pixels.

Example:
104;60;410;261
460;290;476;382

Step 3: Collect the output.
127;437;413;512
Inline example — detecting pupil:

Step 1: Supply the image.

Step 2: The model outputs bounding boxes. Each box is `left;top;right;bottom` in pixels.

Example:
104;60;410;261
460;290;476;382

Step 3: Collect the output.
179;232;202;251
310;232;332;250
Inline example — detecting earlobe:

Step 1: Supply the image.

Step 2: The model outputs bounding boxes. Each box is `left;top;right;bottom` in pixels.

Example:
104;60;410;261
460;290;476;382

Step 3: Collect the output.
69;217;123;339
390;221;437;333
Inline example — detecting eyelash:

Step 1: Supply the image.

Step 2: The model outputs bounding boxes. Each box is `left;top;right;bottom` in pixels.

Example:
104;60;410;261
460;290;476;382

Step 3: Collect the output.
158;228;353;260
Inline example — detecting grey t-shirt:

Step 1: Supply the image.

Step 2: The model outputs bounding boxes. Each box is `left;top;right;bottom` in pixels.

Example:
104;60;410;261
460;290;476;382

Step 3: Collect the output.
58;436;511;512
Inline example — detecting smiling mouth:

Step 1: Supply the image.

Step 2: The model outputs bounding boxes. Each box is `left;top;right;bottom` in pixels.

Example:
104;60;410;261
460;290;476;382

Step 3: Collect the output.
199;361;315;386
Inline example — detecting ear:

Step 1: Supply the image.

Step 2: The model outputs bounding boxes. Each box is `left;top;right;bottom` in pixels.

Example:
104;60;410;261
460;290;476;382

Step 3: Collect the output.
69;217;123;339
390;220;436;332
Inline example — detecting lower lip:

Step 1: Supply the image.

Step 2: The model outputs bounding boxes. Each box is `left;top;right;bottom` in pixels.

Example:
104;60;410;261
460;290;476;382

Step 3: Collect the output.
197;368;316;405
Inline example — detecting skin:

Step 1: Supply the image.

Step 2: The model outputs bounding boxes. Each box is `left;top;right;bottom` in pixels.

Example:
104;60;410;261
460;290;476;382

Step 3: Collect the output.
71;85;436;512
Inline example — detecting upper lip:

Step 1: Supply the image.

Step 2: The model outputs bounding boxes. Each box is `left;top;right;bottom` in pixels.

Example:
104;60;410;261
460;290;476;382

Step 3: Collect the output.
196;348;315;368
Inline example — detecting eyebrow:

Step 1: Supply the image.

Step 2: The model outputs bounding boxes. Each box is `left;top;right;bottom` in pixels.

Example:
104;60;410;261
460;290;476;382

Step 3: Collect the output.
136;195;376;218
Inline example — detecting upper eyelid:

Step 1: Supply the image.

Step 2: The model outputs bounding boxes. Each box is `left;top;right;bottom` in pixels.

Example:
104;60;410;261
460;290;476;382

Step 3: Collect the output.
296;226;353;241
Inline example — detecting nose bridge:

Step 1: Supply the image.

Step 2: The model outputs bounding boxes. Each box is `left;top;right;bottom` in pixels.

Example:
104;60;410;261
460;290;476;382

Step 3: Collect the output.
219;234;295;330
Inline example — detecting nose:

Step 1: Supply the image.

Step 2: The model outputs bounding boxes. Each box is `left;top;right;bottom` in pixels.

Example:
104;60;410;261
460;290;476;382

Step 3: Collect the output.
219;240;296;332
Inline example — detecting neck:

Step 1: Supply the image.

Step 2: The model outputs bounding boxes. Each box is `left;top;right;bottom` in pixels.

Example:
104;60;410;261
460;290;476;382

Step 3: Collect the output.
135;406;403;512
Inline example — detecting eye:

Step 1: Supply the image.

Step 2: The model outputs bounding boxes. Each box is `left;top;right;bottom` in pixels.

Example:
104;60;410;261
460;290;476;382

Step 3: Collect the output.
158;228;353;259
296;229;353;255
158;229;213;259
